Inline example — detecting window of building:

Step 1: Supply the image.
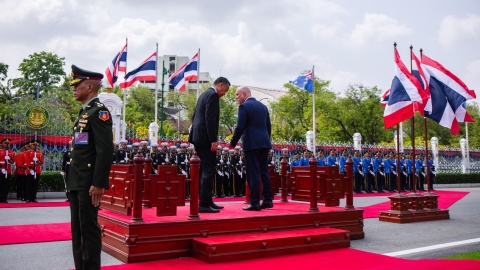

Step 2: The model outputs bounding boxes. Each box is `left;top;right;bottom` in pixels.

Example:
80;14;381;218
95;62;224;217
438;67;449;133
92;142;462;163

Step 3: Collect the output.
169;57;176;73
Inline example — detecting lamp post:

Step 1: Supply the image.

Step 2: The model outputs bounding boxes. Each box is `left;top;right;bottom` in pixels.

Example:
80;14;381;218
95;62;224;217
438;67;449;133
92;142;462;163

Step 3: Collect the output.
160;60;170;137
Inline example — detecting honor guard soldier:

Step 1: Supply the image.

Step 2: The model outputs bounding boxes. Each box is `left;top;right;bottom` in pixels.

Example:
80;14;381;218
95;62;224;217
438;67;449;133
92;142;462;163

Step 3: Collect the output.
0;138;15;203
373;151;384;192
14;144;27;200
214;146;223;197
157;142;169;165
386;151;397;192
112;142;119;164
116;140;129;164
139;141;149;157
339;150;348;175
67;65;114;269
232;146;243;196
177;143;190;198
150;143;159;173
352;150;362;193
290;153;301;167
279;148;291;172
61;140;73;200
327;150;337;166
130;142;140;161
169;146;178;165
267;149;275;167
362;151;373;193
221;147;232;196
25;141;44;202
316;150;326;166
300;150;311;166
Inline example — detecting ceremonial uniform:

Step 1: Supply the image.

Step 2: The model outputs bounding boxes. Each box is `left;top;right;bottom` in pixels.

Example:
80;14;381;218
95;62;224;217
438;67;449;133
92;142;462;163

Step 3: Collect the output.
362;154;373;193
427;158;435;190
67;65;113;270
415;156;424;191
327;152;337;166
61;142;72;198
14;146;27;200
177;145;190;198
405;156;413;191
0;139;15;203
373;154;384;192
24;143;44;202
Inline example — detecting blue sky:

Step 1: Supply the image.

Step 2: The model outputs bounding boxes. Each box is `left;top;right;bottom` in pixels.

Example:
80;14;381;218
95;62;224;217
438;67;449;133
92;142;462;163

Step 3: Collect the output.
1;0;479;104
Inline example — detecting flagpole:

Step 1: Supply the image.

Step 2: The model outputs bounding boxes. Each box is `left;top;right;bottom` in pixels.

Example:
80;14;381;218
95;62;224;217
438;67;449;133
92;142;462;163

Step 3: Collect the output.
420;48;431;193
466;122;470;173
122;37;128;140
312;65;316;157
409;45;417;193
197;48;201;101
393;42;401;194
155;42;159;124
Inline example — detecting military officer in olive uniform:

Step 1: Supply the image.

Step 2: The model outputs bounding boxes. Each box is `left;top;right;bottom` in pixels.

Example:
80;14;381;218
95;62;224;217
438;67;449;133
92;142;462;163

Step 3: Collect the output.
67;65;114;270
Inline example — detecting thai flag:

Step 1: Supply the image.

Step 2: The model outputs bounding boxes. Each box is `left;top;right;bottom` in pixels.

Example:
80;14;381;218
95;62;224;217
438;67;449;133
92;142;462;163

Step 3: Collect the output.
105;44;128;87
169;52;199;92
120;52;156;88
411;52;431;113
290;70;313;92
383;48;424;129
421;54;476;126
380;89;390;107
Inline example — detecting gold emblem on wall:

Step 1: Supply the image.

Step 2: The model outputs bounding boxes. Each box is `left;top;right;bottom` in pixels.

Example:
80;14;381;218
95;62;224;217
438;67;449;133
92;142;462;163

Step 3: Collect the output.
25;106;50;129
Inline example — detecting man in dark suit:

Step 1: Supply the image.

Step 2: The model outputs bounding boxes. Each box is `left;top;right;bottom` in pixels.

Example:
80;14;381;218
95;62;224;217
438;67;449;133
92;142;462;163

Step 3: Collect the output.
230;86;273;211
67;65;114;270
188;77;231;213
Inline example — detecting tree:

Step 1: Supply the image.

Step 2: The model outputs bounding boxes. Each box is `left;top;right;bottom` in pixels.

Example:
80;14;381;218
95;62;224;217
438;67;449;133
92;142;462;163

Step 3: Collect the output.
12;51;66;96
219;85;238;135
0;62;13;104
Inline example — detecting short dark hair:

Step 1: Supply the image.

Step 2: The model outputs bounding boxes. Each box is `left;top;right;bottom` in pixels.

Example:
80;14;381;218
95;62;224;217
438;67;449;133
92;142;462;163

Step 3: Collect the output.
214;77;230;86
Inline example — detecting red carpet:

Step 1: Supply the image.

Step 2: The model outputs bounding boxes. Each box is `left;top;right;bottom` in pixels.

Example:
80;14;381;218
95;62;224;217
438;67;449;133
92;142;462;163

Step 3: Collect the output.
0;201;70;208
360;190;469;219
0;222;71;245
101;248;480;270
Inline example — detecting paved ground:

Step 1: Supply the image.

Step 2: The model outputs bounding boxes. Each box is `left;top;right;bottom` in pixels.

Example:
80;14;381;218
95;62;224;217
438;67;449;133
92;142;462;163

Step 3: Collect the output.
0;188;479;269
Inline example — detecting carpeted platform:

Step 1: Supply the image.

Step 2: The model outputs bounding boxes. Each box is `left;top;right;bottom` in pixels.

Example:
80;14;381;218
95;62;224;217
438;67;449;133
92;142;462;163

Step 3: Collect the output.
0;222;71;245
100;247;480;270
0;201;70;208
360;190;469;219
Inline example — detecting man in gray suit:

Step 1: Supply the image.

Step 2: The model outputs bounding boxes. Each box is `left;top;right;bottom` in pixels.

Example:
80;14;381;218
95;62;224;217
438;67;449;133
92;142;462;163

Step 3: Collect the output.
188;77;230;213
230;86;273;211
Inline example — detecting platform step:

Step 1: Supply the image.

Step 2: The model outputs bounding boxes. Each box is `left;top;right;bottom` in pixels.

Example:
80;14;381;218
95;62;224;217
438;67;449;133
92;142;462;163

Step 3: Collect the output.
192;227;350;264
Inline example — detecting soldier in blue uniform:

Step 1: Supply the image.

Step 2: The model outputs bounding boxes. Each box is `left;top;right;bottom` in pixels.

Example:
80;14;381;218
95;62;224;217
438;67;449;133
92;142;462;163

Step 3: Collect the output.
373;151;385;192
362;151;373;193
300;151;311;166
352;150;362;193
427;153;436;190
339;150;348;175
316;150;326;166
415;154;425;191
327;150;337;166
405;153;413;191
290;153;301;167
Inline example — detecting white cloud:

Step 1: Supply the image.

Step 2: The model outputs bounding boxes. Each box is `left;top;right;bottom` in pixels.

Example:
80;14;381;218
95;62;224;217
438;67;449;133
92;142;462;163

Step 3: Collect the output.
347;13;413;46
464;60;480;105
438;14;480;49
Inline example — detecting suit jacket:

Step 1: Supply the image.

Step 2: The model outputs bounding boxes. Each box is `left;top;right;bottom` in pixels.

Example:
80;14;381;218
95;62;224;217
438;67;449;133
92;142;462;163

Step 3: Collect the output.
230;97;272;151
67;98;114;190
188;87;220;146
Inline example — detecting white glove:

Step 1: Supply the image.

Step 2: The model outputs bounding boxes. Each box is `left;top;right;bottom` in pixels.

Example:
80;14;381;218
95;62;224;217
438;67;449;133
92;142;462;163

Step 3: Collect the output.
154;169;158;174
181;170;187;175
271;161;274;165
124;157;129;161
217;171;222;176
380;172;385;176
392;171;397;176
220;160;224;164
142;170;145;174
1;169;5;174
239;160;242;164
4;156;9;161
359;172;364;176
402;171;407;176
370;171;375;176
381;162;384;166
335;162;339;165
30;170;35;175
237;170;242;176
60;172;65;176
33;157;38;162
165;158;168;162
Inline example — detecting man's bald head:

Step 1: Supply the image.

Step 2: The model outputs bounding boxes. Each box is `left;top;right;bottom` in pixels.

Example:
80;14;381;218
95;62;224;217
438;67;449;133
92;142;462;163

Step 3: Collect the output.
235;86;252;104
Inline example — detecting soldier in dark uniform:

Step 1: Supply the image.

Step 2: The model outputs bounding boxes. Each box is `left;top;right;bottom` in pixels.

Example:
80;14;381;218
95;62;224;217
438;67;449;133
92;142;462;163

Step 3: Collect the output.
150;143;159;174
214;146;224;197
67;65;114;270
231;146;242;197
112;142;119;164
61;140;72;201
279;148;291;172
169;146;178;165
139;141;149;158
177;143;189;198
157;142;170;166
221;147;231;196
129;142;140;162
116;140;129;164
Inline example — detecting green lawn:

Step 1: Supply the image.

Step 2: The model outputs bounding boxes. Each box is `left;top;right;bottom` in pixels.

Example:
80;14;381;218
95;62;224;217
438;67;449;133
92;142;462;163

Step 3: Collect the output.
444;250;480;260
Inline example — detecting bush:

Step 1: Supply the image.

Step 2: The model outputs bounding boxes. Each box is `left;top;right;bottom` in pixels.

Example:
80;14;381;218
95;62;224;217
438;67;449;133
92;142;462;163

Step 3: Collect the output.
9;171;65;192
435;173;480;184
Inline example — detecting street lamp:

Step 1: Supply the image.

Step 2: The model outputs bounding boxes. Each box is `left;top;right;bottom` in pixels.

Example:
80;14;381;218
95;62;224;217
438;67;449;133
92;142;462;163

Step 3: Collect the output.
160;60;171;137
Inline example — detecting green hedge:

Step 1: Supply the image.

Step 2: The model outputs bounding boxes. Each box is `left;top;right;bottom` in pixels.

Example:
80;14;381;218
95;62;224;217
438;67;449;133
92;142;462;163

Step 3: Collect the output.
6;171;480;192
9;171;65;192
435;173;480;184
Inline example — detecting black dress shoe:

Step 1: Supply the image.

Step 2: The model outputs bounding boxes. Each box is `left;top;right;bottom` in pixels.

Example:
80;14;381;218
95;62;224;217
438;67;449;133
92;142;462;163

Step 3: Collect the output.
242;205;261;211
260;201;273;209
198;206;220;213
210;203;224;209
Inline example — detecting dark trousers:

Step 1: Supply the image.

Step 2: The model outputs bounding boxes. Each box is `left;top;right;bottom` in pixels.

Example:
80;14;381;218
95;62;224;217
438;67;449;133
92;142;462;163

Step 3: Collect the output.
26;174;39;201
389;172;397;191
16;174;26;199
68;190;101;270
195;144;216;207
0;173;10;201
233;173;243;196
407;174;414;191
223;173;231;196
354;172;362;193
418;173;425;190
400;173;407;191
215;174;224;196
365;173;373;192
244;148;272;206
376;173;384;191
428;174;435;190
